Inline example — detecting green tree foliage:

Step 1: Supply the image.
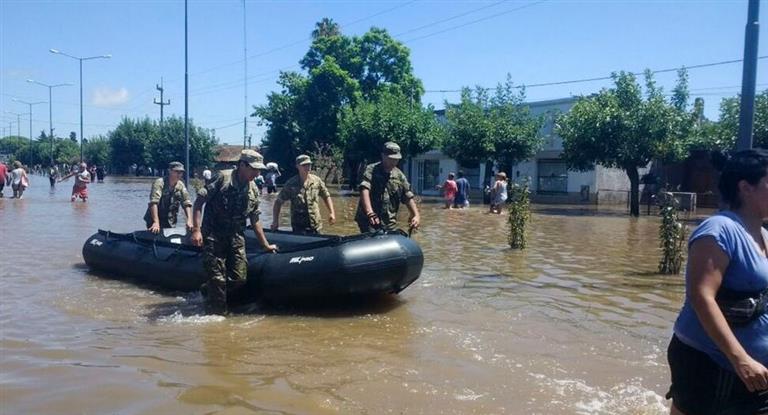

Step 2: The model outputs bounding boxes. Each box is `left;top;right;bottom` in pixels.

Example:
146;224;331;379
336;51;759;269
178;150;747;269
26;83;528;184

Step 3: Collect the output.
507;181;531;249
83;135;110;167
254;20;427;178
711;89;768;150
108;116;217;174
658;194;687;274
443;77;544;171
339;90;444;170
150;116;218;171
556;71;691;216
108;117;155;173
0;136;28;155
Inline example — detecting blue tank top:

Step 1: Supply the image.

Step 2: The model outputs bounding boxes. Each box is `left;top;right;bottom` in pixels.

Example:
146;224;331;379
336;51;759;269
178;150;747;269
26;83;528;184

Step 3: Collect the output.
673;211;768;371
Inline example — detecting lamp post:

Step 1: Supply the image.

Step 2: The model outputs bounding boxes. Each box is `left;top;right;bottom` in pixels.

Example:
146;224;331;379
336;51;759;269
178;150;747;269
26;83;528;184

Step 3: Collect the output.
737;0;760;150
184;0;190;185
49;49;111;161
27;80;72;166
12;98;46;167
4;111;22;137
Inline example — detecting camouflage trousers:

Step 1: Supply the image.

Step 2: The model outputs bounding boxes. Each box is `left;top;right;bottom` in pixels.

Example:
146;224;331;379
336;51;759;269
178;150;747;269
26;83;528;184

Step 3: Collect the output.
202;232;248;313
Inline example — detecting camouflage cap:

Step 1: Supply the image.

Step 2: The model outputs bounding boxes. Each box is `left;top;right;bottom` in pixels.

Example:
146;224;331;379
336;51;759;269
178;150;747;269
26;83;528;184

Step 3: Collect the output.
382;141;402;159
239;149;267;169
296;154;312;165
168;161;185;172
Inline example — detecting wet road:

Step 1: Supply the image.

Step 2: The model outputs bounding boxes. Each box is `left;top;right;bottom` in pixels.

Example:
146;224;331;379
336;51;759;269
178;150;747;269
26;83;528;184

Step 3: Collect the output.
0;174;688;414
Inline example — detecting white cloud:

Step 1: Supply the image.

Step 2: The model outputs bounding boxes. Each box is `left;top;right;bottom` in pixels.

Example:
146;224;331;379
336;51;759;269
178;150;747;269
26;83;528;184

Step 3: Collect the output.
91;87;129;107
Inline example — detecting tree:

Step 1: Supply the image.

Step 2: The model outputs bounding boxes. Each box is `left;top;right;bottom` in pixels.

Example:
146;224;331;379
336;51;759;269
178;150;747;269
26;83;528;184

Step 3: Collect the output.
340;90;444;181
311;17;340;39
107;116;217;174
108;117;156;174
69;131;77;143
443;76;543;173
149;116;218;172
556;71;689;216
0;136;28;155
714;89;768;149
83;135;110;167
255;21;427;179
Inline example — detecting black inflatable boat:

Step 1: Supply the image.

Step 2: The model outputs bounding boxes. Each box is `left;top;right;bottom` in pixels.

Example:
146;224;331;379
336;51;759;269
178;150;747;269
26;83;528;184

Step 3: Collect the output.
82;228;424;302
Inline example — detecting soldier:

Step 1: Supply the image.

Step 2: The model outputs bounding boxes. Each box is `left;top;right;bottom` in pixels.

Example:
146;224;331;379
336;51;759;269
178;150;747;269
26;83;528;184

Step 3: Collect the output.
190;149;277;314
355;141;420;233
143;161;193;234
270;154;336;234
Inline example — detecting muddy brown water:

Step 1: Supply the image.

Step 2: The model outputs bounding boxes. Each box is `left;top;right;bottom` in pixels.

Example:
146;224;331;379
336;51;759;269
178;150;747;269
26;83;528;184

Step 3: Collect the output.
0;175;694;414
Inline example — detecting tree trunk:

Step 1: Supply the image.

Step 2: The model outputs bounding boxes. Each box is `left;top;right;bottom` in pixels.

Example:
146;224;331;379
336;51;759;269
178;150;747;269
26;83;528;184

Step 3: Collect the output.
626;166;640;217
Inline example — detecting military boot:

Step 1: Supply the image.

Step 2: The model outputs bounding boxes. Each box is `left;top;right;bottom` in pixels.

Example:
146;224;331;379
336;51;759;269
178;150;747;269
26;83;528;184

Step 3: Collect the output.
202;281;228;315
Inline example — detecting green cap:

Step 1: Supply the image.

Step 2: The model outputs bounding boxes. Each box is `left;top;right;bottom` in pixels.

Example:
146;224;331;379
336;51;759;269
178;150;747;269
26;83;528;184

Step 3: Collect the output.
382;141;402;159
168;161;185;172
239;149;266;169
296;154;312;165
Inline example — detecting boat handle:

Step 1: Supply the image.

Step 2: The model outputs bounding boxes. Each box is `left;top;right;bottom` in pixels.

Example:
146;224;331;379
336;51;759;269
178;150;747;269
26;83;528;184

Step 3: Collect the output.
151;240;186;261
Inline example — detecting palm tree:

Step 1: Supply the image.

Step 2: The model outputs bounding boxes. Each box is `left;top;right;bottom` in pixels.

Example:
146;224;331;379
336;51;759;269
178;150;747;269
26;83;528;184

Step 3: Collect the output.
311;18;340;39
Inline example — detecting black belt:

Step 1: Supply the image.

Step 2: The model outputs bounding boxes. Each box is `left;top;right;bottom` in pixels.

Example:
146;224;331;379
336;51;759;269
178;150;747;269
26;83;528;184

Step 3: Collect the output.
716;287;768;326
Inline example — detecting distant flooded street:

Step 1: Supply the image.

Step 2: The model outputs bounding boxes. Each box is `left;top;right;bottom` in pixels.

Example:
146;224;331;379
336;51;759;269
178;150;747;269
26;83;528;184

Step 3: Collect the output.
0;174;691;414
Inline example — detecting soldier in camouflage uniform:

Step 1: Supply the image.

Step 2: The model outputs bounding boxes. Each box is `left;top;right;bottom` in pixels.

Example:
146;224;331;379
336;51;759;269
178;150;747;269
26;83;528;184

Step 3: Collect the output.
190;150;278;314
271;155;336;234
144;161;193;233
355;142;420;233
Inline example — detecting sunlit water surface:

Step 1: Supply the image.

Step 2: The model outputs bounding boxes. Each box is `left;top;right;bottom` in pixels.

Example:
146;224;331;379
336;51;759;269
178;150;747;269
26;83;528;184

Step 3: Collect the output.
0;175;691;414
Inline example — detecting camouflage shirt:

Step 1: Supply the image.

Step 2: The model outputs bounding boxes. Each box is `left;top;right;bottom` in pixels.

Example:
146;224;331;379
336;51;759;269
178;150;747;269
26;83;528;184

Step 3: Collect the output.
355;162;414;230
197;169;261;236
143;177;192;228
278;173;331;232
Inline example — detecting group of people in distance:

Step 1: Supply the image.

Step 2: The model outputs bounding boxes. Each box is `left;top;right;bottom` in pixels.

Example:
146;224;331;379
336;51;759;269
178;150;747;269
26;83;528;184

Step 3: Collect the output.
144;141;419;314
0;160;94;201
437;171;471;209
0;161;29;199
437;169;508;214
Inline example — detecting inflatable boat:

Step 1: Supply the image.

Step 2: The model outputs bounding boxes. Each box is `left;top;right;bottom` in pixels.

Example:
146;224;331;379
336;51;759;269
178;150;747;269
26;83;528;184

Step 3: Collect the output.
82;228;424;302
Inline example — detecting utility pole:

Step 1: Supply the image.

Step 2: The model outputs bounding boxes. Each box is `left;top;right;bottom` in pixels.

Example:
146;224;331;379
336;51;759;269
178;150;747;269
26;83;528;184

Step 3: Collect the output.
153;77;171;124
4;112;22;137
243;0;249;148
184;0;190;185
737;0;760;150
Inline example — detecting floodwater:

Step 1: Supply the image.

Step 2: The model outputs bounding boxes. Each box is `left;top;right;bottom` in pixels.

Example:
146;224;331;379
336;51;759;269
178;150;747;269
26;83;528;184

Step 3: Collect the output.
0;175;693;414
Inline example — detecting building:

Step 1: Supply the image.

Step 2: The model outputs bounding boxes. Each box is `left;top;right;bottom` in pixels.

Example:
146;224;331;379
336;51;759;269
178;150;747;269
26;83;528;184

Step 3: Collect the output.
405;97;645;205
212;145;245;171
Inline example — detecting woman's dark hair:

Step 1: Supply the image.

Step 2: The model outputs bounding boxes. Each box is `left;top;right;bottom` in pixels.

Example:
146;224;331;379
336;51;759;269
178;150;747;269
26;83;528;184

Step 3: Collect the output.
717;148;768;209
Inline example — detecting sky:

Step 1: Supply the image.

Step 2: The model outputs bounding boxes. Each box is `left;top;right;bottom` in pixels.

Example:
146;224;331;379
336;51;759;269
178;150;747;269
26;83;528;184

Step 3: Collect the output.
1;0;766;146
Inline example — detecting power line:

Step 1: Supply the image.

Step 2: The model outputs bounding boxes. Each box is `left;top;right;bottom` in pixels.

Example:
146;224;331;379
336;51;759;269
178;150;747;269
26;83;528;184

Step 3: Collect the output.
394;0;507;38
403;0;546;43
186;0;419;79
424;56;768;93
181;1;547;99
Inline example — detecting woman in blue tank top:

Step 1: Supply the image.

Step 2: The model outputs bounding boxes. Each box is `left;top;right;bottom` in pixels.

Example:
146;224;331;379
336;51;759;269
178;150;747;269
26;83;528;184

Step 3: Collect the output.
668;149;768;415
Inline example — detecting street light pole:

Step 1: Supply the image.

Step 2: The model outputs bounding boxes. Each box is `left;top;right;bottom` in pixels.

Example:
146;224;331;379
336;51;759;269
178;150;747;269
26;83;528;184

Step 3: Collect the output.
184;0;190;185
49;49;111;161
5;111;22;137
737;0;761;150
12;99;46;167
27;80;72;166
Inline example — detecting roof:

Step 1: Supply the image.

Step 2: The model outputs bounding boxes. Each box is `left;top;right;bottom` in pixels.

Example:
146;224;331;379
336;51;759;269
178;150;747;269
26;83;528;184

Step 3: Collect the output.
214;145;245;162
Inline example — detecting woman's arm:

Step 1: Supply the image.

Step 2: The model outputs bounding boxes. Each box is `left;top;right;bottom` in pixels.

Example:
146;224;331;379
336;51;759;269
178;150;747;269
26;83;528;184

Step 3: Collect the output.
689;236;768;392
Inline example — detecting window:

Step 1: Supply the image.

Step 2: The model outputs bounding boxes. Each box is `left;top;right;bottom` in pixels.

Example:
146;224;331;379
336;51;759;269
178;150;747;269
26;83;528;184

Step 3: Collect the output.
423;160;440;190
537;159;568;193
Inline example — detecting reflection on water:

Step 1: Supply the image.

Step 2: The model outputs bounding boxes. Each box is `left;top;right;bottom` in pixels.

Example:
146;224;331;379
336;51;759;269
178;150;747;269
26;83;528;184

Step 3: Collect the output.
0;174;687;414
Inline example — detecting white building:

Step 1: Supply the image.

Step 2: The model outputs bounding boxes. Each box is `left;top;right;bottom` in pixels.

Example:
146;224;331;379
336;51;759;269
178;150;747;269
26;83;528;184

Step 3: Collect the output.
404;97;642;204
